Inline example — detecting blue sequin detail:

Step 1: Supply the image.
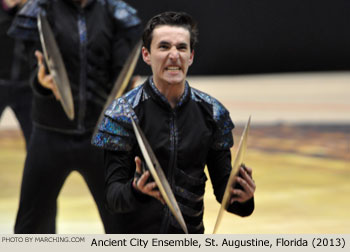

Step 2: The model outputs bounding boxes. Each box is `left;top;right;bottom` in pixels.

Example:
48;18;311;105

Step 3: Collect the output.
78;17;87;45
99;117;130;137
105;100;134;124
191;88;234;150
169;117;178;151
107;0;141;28
92;84;150;151
122;84;148;108
191;88;224;121
214;132;233;150
93;104;134;151
106;85;149;123
177;81;190;108
19;0;41;18
92;132;133;151
7;0;43;40
149;78;190;109
15;16;37;29
149;79;169;105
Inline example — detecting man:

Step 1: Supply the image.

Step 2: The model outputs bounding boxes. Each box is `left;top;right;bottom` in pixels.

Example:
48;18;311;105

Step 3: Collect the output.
8;0;141;233
93;11;255;233
0;0;32;148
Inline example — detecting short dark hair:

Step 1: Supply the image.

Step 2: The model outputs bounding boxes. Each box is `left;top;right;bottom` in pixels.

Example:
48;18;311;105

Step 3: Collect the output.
142;11;198;52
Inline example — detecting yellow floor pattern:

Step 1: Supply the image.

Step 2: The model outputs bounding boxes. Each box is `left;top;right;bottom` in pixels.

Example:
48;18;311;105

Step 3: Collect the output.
0;130;349;234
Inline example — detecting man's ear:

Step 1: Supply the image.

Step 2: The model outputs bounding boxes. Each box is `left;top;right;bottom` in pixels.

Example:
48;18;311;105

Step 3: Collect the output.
188;50;194;66
142;47;151;66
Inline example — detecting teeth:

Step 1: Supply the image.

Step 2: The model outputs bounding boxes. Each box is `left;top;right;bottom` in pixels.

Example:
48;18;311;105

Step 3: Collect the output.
167;66;180;70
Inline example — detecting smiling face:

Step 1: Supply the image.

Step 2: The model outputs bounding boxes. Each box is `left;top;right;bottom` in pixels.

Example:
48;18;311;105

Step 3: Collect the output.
142;25;194;88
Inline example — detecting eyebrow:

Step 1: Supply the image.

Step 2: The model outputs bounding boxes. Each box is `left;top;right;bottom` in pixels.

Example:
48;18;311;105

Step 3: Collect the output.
158;41;170;46
177;42;188;48
158;41;189;47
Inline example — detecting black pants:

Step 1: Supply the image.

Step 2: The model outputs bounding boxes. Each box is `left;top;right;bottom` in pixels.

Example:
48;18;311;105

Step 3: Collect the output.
0;83;32;148
14;126;118;233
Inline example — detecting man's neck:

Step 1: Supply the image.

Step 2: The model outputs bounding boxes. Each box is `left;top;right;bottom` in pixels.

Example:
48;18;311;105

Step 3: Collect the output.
153;79;185;109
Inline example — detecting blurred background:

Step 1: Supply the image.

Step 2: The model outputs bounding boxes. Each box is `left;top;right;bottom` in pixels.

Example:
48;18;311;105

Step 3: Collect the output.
129;0;350;76
1;0;349;233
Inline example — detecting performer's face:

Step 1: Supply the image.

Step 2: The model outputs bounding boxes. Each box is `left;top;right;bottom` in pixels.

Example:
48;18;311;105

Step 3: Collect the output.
142;25;194;87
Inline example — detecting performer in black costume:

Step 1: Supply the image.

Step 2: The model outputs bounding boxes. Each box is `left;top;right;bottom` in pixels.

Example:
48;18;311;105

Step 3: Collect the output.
8;0;141;233
0;0;32;147
93;11;256;233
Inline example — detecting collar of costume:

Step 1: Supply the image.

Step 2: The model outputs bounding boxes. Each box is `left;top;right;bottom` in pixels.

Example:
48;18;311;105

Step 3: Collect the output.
148;77;191;111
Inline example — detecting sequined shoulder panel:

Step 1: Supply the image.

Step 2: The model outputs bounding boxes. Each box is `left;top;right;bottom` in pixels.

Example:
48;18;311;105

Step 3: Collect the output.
191;87;234;150
106;0;141;28
7;0;47;40
92;85;149;151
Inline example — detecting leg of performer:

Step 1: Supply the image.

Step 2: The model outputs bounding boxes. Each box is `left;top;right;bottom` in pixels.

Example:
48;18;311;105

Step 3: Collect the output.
0;85;10;123
10;85;33;149
14;126;71;233
75;134;118;233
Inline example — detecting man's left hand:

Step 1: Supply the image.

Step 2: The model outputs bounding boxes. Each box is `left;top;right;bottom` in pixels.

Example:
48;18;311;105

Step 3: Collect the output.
133;156;165;204
230;165;256;204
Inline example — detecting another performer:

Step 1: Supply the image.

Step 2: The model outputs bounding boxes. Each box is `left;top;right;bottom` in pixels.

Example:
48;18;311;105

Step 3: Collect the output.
0;0;32;148
93;11;255;233
9;0;141;233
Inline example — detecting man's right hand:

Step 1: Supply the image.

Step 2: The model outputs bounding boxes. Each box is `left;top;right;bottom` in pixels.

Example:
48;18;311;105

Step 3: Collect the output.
133;156;165;204
35;50;61;100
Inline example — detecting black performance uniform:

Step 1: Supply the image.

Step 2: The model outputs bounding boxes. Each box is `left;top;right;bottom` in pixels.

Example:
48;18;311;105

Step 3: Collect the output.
0;0;32;147
8;0;141;233
93;78;254;233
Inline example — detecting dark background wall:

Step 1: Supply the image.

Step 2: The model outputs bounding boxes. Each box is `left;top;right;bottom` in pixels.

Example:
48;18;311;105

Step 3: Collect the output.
128;0;350;75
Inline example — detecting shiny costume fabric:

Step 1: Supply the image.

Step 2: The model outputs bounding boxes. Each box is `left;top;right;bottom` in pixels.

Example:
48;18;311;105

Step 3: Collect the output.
93;78;254;233
8;0;141;133
9;0;141;233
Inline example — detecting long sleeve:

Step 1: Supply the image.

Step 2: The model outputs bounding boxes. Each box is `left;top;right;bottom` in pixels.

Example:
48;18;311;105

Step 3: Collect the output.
205;98;254;217
92;92;152;213
104;150;151;213
207;148;254;217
